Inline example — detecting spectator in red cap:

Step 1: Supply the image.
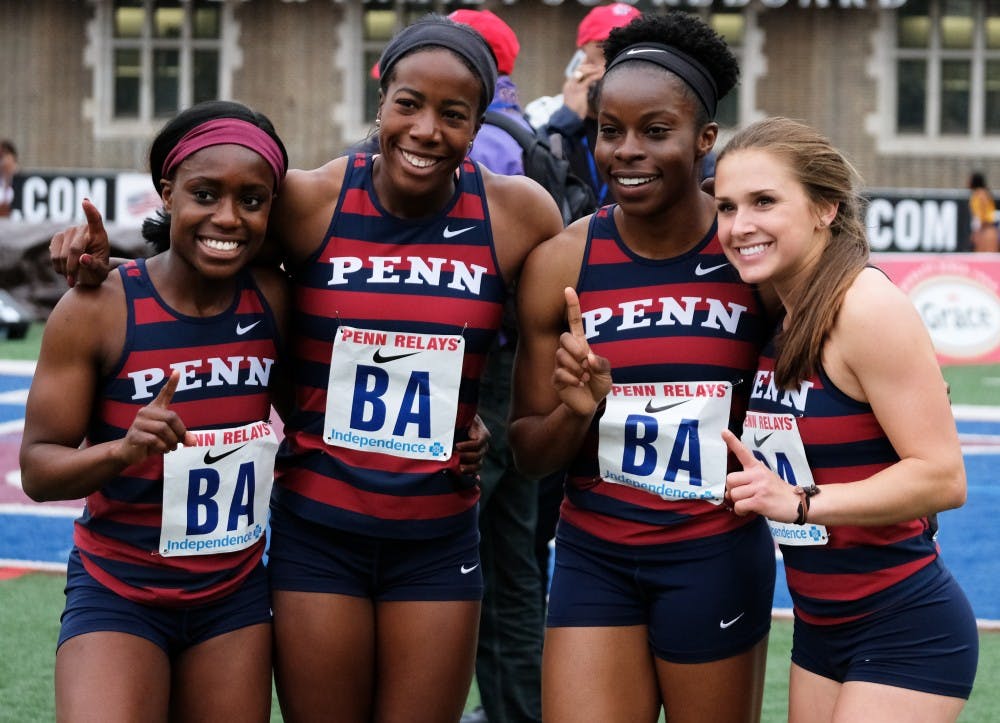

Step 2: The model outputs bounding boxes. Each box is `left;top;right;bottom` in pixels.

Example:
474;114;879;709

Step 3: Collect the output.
542;3;640;206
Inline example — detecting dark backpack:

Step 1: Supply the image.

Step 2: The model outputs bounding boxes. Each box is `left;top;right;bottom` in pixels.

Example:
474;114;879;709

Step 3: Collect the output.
484;110;598;225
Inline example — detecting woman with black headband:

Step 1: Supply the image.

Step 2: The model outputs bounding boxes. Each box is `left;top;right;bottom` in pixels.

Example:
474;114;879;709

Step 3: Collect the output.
22;100;290;721
511;12;776;722
262;14;561;722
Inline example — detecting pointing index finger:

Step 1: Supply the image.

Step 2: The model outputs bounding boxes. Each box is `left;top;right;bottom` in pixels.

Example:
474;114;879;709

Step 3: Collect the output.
564;287;587;340
722;428;758;470
152;371;181;409
82;198;108;242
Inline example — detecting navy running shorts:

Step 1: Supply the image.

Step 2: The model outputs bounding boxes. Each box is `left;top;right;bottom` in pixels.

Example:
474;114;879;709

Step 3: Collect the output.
546;516;776;663
266;504;483;601
791;558;978;699
58;549;271;655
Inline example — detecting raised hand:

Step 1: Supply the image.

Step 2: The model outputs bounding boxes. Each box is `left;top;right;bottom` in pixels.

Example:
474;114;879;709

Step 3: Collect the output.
117;371;196;467
49;198;113;288
554;287;611;417
722;429;799;522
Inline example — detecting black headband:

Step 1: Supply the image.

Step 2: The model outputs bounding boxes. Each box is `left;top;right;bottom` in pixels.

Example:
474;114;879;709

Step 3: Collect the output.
606;43;719;119
378;19;498;109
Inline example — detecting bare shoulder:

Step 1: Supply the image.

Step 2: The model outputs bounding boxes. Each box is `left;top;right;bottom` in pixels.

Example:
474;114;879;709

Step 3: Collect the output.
837;266;919;334
483;168;563;238
271;156;350;260
42;271;127;372
279;156;350;210
482;168;565;283
829;266;933;380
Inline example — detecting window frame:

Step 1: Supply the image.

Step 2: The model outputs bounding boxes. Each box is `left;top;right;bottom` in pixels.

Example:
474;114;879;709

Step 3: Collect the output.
870;0;1000;155
88;0;235;140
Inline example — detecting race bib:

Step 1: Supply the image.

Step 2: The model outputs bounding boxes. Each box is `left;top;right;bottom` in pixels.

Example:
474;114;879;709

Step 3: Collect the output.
159;421;278;557
324;326;464;461
741;411;828;546
598;381;733;504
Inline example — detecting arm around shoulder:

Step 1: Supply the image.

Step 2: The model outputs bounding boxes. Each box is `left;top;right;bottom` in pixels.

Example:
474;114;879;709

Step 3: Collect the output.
484;170;565;284
269;157;349;265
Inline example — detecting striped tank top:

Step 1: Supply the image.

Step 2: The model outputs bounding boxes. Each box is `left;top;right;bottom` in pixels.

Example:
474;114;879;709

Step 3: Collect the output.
560;206;770;546
274;154;506;539
747;340;939;625
76;258;280;606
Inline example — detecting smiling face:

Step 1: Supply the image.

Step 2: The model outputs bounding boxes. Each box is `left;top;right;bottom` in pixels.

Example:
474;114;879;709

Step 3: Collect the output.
714;148;836;293
595;63;715;218
160;143;274;280
375;47;482;215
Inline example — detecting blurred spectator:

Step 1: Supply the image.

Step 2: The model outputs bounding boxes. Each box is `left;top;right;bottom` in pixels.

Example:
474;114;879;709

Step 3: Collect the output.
968;171;998;252
0;139;18;218
540;3;640;206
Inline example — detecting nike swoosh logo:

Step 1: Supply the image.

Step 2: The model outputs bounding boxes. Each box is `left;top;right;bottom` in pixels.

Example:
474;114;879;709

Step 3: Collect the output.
644;399;690;414
719;612;745;629
626;47;668;56
694;262;730;276
442;225;475;239
754;432;774;447
372;349;421;364
460;563;480;574
236;320;262;335
203;443;248;465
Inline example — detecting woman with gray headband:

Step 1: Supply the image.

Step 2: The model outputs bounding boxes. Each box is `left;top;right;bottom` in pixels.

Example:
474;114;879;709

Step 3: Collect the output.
511;12;776;723
260;14;562;723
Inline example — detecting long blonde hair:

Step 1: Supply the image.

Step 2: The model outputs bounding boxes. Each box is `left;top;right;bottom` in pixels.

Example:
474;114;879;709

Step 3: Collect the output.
718;117;869;388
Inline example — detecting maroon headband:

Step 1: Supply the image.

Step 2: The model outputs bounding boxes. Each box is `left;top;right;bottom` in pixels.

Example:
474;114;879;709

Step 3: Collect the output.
161;118;286;190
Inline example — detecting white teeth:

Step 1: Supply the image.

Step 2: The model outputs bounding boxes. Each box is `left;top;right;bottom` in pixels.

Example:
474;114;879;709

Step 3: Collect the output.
401;150;436;168
616;176;654;187
202;238;239;251
739;243;769;256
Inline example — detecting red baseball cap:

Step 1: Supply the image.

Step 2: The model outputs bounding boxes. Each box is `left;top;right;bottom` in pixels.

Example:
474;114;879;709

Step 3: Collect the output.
448;9;519;76
576;3;641;48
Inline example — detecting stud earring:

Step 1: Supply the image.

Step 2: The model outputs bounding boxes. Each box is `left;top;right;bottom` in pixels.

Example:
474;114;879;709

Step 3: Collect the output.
375;117;381;129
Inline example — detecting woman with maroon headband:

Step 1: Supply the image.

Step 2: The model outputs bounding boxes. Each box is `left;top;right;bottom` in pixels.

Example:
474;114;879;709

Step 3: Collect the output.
22;100;289;722
49;15;558;723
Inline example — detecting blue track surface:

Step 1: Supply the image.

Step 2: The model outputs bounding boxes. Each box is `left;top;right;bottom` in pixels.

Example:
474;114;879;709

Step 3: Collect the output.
2;368;998;621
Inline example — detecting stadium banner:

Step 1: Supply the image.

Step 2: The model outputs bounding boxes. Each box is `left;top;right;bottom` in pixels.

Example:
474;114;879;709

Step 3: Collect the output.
1;175;977;250
871;253;1000;366
6;171;159;226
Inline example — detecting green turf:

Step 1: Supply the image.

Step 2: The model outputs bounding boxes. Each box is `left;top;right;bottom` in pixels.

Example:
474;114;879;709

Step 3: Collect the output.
0;321;44;361
1;573;997;721
3;327;998;721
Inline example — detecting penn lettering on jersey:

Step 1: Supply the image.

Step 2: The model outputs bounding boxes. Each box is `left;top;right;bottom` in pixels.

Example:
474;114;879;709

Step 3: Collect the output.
127;356;276;400
326;255;488;295
580;296;748;339
749;369;814;413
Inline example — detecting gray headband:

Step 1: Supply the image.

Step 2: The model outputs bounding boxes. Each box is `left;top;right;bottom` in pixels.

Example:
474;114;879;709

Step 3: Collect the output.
606;43;719;119
378;19;498;110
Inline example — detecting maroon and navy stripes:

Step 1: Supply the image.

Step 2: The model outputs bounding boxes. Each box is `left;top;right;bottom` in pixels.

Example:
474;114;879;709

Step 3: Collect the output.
75;258;279;606
749;346;938;625
274;154;504;538
560;206;770;545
